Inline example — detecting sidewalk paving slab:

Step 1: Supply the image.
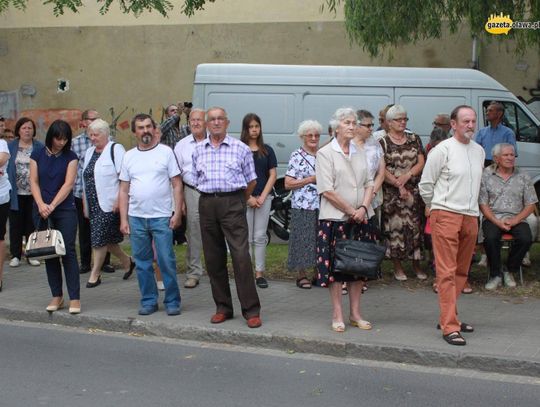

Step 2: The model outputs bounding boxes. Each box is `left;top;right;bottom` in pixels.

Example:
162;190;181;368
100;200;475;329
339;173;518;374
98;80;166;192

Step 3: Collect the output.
1;263;539;377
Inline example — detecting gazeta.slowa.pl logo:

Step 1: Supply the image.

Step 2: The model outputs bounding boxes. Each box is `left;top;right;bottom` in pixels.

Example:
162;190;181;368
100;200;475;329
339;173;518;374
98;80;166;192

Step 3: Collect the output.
485;13;513;34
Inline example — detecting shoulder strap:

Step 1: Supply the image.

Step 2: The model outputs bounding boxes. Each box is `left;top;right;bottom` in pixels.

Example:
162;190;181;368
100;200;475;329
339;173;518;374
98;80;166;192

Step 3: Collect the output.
110;142;117;165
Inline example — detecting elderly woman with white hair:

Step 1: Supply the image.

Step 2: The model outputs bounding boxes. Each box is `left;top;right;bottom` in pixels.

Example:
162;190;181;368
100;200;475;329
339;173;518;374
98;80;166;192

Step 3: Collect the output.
83;119;134;288
285;119;323;289
316;107;377;333
380;104;426;281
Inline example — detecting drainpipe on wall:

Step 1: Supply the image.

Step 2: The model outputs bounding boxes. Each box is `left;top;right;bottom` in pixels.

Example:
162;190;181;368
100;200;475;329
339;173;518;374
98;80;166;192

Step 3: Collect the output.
471;35;479;70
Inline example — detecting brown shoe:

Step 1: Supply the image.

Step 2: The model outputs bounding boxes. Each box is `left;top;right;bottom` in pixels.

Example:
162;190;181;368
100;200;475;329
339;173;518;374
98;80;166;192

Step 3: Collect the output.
246;315;262;328
184;278;199;289
210;313;232;324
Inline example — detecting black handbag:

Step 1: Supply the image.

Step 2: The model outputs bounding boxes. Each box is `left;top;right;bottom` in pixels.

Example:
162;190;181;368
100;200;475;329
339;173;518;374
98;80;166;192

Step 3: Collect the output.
333;224;386;280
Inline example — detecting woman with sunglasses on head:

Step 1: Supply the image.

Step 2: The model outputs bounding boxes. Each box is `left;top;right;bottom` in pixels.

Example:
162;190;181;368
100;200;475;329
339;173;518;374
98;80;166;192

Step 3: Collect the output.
380;105;426;282
30;120;80;314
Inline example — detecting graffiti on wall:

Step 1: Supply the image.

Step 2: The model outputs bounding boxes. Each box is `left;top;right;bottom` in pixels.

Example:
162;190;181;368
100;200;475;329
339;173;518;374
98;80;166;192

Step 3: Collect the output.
20;109;82;140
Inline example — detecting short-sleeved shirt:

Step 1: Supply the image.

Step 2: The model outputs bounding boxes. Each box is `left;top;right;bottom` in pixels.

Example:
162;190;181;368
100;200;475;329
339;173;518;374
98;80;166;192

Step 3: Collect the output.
478;165;538;220
285;148;319;210
475;124;517;160
119;143;180;218
251;144;277;197
71;131;92;198
0;140;11;205
192;135;256;193
30;148;78;210
173;134;206;187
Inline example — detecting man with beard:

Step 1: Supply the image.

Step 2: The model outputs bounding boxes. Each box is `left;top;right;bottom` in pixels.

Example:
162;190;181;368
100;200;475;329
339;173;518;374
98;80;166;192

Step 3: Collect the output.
119;114;183;316
419;105;485;346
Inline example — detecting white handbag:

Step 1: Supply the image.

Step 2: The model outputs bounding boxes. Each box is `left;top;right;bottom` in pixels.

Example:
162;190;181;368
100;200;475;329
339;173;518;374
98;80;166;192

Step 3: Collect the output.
25;220;66;260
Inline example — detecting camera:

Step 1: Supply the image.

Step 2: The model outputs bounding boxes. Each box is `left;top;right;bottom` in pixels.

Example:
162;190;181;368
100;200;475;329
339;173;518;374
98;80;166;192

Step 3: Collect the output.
184;102;193;108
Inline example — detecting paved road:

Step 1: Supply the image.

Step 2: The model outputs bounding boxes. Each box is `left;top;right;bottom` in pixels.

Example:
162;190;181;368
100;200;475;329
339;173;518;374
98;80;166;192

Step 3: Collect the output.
1;321;538;407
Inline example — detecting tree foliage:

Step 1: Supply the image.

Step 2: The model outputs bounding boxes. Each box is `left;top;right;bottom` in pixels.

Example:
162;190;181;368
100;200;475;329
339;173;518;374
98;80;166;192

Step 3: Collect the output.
324;0;540;56
1;0;539;56
0;0;215;17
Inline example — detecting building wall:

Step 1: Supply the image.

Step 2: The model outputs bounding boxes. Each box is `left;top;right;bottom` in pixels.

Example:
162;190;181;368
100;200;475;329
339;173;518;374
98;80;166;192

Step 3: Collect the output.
1;1;538;141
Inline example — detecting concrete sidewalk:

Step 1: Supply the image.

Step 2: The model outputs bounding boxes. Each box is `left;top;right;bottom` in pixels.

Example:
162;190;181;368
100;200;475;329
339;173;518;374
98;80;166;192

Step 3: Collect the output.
1;262;539;377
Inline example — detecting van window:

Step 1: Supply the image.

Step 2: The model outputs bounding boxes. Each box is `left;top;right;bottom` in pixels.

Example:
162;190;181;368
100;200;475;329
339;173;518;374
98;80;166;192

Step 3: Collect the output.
206;90;296;134
482;100;539;143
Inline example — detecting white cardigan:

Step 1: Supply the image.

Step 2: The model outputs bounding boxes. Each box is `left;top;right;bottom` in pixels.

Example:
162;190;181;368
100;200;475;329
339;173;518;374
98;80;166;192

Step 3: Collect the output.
82;141;125;216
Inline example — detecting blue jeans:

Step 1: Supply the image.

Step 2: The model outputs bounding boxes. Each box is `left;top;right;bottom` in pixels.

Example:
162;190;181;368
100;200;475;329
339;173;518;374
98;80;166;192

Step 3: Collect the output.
35;208;80;300
129;216;181;309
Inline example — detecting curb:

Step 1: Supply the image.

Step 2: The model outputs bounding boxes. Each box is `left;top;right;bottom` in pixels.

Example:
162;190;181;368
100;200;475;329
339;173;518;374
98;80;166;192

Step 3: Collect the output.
1;307;538;378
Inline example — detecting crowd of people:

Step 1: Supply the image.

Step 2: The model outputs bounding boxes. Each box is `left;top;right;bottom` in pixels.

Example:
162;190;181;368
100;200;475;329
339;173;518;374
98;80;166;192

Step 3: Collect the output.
0;100;537;346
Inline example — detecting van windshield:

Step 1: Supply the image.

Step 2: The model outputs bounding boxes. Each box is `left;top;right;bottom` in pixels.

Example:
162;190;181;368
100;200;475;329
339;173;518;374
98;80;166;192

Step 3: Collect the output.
483;101;540;143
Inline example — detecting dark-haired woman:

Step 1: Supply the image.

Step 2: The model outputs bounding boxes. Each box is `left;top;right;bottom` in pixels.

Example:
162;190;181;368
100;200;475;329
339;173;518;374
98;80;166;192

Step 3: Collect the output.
30;120;80;314
241;113;277;289
8;117;44;267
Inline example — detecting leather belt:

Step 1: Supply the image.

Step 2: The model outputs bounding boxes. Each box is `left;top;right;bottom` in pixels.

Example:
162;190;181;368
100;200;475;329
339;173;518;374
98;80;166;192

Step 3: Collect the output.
199;190;242;197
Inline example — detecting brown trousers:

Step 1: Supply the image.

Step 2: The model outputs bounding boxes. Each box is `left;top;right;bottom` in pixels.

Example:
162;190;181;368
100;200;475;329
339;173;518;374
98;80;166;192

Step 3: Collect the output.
199;192;261;319
431;210;478;335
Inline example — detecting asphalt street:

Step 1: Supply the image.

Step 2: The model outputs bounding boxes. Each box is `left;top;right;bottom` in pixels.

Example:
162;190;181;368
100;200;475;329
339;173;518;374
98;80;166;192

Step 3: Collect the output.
1;321;539;407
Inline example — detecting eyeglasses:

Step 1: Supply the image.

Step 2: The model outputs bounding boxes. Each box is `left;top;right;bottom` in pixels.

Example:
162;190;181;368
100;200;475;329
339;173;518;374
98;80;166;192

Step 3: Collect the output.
433;122;449;127
358;123;374;129
84;117;98;122
392;117;409;122
304;133;320;139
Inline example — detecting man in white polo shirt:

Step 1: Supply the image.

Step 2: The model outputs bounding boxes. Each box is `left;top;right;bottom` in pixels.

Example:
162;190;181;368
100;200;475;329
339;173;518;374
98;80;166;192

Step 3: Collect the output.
174;108;206;288
420;105;485;347
119;113;183;316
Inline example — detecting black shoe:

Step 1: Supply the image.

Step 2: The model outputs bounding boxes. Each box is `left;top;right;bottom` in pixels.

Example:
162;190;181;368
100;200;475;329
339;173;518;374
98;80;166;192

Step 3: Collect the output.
255;277;268;289
102;264;115;273
80;265;91;274
86;277;101;288
0;280;3;292
123;258;135;280
138;304;158;315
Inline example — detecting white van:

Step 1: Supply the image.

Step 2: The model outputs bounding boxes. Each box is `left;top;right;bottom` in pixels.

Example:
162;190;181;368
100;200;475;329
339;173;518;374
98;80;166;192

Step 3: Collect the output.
192;63;540;195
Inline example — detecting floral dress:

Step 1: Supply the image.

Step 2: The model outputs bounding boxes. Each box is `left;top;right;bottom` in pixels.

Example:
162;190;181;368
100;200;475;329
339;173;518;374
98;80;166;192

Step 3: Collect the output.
380;134;425;260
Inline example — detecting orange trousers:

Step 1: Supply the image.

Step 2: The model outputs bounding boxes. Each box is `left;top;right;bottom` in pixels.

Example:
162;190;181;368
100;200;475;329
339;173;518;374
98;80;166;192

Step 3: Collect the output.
430;210;478;335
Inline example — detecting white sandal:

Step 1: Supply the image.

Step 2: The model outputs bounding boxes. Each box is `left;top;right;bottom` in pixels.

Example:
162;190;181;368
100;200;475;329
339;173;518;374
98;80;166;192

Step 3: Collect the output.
349;318;372;330
332;321;345;333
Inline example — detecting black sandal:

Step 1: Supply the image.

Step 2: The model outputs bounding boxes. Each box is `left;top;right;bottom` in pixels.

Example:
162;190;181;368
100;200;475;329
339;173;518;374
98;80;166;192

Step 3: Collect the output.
437;322;474;333
296;277;312;289
443;331;466;346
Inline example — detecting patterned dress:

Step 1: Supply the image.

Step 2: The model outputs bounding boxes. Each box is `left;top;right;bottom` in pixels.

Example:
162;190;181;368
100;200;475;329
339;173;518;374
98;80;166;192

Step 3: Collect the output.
83;151;123;248
380;134;424;260
286;148;319;271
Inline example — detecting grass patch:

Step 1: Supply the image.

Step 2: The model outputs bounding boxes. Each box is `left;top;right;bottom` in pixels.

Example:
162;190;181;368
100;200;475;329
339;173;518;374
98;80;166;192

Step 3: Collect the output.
117;241;540;298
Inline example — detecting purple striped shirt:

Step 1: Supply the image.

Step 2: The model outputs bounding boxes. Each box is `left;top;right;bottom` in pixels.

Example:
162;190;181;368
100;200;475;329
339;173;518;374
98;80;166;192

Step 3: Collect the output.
192;135;256;193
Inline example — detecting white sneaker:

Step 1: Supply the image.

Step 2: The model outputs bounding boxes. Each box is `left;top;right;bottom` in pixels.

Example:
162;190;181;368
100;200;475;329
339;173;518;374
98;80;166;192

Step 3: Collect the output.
9;257;20;267
485;276;502;291
522;253;531;267
503;272;517;288
27;258;40;267
477;254;487;267
157;281;165;291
